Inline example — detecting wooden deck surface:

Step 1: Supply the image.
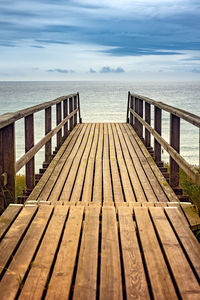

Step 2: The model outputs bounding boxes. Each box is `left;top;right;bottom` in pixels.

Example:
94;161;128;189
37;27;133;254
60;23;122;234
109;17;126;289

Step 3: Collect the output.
0;123;200;299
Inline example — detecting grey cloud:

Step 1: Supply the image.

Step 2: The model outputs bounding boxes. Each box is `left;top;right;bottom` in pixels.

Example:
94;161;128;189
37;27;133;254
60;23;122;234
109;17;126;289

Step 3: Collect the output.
47;68;75;73
89;68;96;73
100;66;125;73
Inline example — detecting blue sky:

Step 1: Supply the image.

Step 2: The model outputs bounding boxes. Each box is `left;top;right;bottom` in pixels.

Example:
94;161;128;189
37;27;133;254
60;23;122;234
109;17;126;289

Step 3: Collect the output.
0;0;200;80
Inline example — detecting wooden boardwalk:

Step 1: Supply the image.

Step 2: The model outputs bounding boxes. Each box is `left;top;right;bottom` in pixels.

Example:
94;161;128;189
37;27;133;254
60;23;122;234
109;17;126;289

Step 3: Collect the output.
0;123;200;300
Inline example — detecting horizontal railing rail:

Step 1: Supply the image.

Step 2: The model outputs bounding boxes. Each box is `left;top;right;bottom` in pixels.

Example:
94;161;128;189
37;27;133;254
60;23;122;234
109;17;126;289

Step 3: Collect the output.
127;92;200;193
0;92;82;210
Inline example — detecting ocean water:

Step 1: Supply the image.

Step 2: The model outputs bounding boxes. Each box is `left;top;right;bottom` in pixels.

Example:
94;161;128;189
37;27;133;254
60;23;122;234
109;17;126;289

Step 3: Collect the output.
0;81;199;173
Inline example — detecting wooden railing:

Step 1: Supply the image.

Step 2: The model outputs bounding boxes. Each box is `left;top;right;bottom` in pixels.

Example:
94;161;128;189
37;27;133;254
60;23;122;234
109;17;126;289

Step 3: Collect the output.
127;91;200;192
0;92;82;209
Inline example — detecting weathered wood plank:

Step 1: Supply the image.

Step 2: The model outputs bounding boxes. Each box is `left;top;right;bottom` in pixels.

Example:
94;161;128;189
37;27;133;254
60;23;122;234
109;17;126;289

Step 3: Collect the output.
119;123;158;202
123;123;169;202
118;207;150;300
150;207;200;299
25;114;35;190
115;123;147;202
0;206;37;279
70;124;96;203
59;124;92;202
100;206;123;300
0;205;53;300
108;123;124;202
0;204;23;240
28;124;82;201
73;206;100;300
134;207;177;299
81;124;99;203
18;205;69;300
165;207;200;280
111;123;136;202
46;206;84;299
103;123;113;203
93;123;103;203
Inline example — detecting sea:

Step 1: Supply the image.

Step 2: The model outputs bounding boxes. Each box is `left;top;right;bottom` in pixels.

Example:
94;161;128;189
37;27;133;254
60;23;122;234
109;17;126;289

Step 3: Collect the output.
0;81;199;174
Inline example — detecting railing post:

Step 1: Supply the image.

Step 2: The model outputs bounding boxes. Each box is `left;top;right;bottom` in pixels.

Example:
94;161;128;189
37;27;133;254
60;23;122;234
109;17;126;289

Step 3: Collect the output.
25;114;35;191
170;114;180;187
138;99;143;139
63;98;68;139
130;95;133;126
135;98;139;134
74;95;77;126
69;97;73;131
145;102;151;147
77;92;82;124
45;107;52;163
154;106;162;163
127;91;130;123
56;102;62;149
0;123;16;207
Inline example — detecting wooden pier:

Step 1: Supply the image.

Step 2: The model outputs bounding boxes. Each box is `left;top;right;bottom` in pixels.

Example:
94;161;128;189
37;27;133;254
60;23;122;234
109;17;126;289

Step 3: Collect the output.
0;93;200;299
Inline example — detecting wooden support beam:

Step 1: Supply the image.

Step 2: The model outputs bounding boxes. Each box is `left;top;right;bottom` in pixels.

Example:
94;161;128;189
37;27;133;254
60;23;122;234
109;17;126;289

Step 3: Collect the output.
170;114;180;188
45;107;52;163
63;99;68;139
130;95;133;126
69;97;73;131
74;95;77;126
138;99;143;139
154;106;162;163
77;92;82;124
145;102;151;147
25;114;35;190
56;103;62;149
0;124;16;206
135;98;139;135
126;91;130;123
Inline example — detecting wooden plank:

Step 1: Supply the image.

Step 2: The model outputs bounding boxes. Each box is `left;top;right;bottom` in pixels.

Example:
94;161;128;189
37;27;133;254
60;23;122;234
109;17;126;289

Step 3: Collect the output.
0;205;37;278
45;206;84;299
45;106;52;163
127;123;178;202
18;205;69;300
59;124;92;202
165;207;200;280
73;206;100;300
150;207;200;299
181;204;200;231
103;123;113;203
115;123;147;202
108;123;124;202
28;124;82;201
70;124;96;203
123;123;169;202
39;124;87;202
118;207;150;300
93;123;103;203
145;102;151;147
111;123;136;202
81;124;99;203
0;204;23;240
118;123;158;202
63;98;68;139
100;206;123;300
170;114;180;187
134;207;177;299
56;102;62;149
154;106;162;163
0;205;53;300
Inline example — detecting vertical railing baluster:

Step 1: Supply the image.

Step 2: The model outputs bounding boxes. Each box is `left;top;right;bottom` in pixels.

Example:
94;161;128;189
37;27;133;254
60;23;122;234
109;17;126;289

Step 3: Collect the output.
154;106;162;163
63;98;68;140
45;107;52;163
170;114;180;188
130;95;133;126
56;103;62;149
0;123;16;205
127;91;130;123
74;95;77;126
135;98;139;135
145;102;151;147
77;92;82;124
69;97;73;132
25;114;35;192
138;99;143;140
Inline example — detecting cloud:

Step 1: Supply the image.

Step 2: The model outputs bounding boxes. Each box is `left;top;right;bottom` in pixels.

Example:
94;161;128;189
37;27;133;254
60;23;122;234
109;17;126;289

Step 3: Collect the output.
192;68;200;73
35;39;70;45
31;45;45;48
89;68;96;73
100;66;125;73
47;68;75;73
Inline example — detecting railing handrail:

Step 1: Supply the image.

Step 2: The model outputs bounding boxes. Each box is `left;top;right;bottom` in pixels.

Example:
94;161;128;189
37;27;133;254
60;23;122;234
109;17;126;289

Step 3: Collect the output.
130;93;200;128
0;93;77;130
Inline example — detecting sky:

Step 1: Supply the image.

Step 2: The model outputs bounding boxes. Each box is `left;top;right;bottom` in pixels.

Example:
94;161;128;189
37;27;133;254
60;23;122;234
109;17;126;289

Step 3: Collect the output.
0;0;200;80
